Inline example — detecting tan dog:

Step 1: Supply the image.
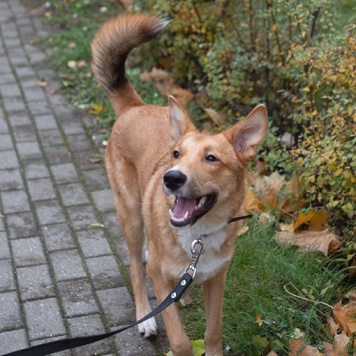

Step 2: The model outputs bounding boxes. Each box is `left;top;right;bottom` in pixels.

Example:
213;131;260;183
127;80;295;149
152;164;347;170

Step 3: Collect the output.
91;14;267;356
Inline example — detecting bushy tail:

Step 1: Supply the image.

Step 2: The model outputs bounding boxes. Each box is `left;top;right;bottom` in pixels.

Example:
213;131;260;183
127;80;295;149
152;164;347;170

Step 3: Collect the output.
91;13;169;112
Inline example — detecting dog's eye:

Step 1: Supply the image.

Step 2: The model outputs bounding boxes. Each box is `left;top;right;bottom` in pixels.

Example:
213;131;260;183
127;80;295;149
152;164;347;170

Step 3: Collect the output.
173;150;180;159
206;154;217;162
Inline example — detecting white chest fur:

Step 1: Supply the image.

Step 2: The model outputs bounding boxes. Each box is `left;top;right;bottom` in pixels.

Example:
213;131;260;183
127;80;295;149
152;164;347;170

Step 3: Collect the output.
176;225;233;283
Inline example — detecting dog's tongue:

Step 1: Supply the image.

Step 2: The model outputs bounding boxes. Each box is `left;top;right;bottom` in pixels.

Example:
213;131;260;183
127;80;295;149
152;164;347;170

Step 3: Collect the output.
173;197;196;218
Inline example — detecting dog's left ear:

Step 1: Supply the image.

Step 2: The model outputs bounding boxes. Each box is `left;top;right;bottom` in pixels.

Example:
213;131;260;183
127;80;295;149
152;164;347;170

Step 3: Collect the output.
168;95;196;141
224;104;268;161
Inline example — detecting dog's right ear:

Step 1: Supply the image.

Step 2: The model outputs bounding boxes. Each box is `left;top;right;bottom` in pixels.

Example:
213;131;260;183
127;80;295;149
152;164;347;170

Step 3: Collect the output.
168;95;196;141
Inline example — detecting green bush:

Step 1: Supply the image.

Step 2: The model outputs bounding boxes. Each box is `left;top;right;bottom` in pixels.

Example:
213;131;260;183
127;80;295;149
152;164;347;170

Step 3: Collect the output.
139;0;355;238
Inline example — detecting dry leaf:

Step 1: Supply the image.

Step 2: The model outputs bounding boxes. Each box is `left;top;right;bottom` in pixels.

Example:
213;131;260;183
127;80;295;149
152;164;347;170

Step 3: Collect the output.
294;209;329;231
331;332;350;356
289;337;320;355
36;80;48;87
203;108;224;126
256;314;263;327
89;157;101;164
274;229;340;256
141;68;193;104
333;298;356;335
326;316;339;337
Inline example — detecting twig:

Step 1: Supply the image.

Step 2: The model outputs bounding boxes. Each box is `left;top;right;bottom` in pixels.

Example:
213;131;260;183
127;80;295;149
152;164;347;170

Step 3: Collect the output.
283;283;333;309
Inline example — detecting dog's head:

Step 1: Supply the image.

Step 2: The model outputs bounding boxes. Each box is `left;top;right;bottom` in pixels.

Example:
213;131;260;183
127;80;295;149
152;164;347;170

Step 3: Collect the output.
163;96;268;228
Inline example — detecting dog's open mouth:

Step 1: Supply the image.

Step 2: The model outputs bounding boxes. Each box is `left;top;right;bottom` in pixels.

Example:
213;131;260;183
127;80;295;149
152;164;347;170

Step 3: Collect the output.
169;194;217;227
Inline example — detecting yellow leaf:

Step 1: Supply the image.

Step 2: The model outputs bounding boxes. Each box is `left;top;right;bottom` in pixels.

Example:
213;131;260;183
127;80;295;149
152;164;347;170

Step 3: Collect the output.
256;314;263;327
294;210;316;231
271;24;278;32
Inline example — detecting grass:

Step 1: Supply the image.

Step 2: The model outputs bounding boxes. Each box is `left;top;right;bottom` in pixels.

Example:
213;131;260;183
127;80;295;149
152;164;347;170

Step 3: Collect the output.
182;220;348;354
23;0;354;354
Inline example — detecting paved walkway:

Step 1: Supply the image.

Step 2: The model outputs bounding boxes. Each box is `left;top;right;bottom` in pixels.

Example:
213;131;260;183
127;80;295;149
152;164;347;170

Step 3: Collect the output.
0;1;166;355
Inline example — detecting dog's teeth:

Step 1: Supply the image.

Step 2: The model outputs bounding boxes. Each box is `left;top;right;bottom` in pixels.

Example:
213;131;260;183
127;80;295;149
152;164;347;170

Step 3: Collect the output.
198;196;206;208
169;209;174;218
183;211;189;220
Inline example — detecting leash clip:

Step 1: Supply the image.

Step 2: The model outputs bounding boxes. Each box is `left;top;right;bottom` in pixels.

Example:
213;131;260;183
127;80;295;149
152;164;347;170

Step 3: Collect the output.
186;234;206;278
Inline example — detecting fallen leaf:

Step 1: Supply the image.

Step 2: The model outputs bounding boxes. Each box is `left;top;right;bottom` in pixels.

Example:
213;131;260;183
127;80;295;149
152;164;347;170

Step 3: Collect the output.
88;104;107;116
289;337;320;355
333;298;356;335
331;331;350;356
36;80;48;87
274;229;341;256
256;314;263;327
203;108;224;126
326;316;339;337
89;157;101;164
179;294;193;306
67;60;77;69
294;209;329;231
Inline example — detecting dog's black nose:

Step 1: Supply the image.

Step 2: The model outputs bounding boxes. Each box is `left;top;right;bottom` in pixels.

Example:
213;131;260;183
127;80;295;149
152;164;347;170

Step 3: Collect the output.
164;170;187;191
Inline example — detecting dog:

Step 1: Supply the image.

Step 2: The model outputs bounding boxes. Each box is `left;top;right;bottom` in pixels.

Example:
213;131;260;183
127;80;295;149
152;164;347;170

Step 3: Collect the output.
91;13;268;356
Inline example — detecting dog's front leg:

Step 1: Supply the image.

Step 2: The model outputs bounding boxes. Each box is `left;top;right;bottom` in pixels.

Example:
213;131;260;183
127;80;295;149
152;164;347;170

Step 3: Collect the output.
202;267;228;356
147;266;194;355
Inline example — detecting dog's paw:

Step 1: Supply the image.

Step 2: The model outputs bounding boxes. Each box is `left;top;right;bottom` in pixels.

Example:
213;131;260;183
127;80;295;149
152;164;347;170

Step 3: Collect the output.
137;317;157;338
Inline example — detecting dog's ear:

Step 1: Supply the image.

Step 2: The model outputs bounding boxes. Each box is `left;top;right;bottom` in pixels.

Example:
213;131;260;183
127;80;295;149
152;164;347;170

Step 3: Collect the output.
224;104;268;161
168;95;196;141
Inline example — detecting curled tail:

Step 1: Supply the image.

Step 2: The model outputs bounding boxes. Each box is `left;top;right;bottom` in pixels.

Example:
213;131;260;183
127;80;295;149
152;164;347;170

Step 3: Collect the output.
91;13;169;112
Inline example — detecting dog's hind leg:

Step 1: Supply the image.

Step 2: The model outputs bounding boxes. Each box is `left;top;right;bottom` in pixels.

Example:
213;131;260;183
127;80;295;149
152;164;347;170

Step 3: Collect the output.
106;152;157;338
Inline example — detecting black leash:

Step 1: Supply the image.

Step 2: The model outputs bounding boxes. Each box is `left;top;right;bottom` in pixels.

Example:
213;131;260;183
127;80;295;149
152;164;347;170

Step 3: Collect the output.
3;272;194;356
3;214;251;356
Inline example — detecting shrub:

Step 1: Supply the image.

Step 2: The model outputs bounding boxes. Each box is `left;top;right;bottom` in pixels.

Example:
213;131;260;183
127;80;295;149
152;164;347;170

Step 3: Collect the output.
139;0;355;237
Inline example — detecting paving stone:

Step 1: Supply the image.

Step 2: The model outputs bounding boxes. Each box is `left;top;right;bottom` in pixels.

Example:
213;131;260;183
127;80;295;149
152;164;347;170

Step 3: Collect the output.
114;328;158;356
28;100;51;116
50;249;87;281
0;260;15;291
35;200;66;225
0;232;11;259
0;83;21;97
38;129;63;146
91;189;116;213
7;111;32;127
24;298;65;340
1;189;30;214
86;256;124;289
77;230;112;257
2;96;26;112
0;291;23;331
66;205;98;231
0;133;13;150
17;265;54;301
60;121;85;136
72;151;98;171
11;237;46;267
23;160;50;179
34;114;58;130
50;163;78;185
16;141;42;160
68;314;112;355
66;133;92;152
97;287;134;326
0;329;28;355
58;279;99;317
28;178;56;201
12;124;37;142
82;168;110;191
22;86;47;102
44;145;72;165
0;150;19;169
0;168;23;190
7;212;37;238
58;183;89;206
42;223;75;252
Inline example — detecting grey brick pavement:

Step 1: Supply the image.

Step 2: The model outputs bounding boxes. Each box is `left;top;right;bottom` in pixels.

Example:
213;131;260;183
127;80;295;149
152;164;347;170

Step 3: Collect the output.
0;1;166;354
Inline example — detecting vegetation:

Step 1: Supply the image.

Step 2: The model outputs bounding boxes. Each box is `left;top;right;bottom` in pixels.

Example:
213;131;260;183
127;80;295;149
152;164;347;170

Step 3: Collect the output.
25;0;355;354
